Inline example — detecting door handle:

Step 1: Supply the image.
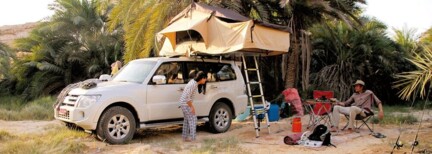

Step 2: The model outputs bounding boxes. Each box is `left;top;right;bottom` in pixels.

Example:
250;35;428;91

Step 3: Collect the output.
177;88;184;92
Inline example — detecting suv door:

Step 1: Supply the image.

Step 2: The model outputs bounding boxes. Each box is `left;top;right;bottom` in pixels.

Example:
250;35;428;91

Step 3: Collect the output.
185;62;219;116
146;62;186;120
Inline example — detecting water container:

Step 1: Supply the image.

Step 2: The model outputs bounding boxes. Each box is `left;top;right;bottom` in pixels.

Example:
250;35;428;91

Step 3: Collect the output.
253;104;279;122
292;117;302;133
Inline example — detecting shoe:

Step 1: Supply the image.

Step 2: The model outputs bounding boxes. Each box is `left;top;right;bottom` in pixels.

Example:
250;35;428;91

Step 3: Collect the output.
372;132;386;138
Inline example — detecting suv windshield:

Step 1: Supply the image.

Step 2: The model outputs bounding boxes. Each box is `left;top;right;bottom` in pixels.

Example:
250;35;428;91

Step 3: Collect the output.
113;61;156;83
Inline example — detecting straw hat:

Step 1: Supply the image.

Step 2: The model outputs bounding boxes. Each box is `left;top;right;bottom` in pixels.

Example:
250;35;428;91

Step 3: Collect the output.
353;80;365;86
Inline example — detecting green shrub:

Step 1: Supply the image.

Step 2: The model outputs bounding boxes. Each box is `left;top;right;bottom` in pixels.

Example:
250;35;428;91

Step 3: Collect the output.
375;114;418;125
0;96;55;120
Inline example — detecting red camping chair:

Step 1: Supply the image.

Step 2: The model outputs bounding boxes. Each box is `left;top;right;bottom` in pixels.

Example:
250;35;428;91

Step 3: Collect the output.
304;90;334;129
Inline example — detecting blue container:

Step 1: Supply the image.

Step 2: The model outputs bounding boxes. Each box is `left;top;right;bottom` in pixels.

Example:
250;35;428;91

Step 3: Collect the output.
254;104;279;122
268;104;280;122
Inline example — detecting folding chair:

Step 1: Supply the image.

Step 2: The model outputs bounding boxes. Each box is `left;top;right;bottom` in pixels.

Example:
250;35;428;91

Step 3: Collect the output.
342;108;375;133
304;90;334;129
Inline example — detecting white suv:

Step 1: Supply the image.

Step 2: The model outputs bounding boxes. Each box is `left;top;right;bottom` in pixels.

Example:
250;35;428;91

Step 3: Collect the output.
54;57;248;144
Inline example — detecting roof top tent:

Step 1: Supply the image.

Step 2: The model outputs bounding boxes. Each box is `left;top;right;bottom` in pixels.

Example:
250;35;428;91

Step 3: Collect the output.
157;2;290;57
156;2;291;138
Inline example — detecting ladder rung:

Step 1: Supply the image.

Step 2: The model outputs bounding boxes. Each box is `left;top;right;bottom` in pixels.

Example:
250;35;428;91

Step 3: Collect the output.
252;95;263;98
246;68;258;71
248;82;261;84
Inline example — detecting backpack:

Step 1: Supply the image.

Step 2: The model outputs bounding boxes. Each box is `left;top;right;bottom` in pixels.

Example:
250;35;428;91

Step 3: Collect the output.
308;124;336;147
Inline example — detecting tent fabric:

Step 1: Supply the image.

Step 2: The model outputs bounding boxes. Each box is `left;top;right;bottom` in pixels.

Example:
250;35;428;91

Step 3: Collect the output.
158;2;290;56
169;2;250;24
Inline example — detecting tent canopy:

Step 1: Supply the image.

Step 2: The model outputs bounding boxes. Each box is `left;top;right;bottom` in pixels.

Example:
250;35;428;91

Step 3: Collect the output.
158;2;290;57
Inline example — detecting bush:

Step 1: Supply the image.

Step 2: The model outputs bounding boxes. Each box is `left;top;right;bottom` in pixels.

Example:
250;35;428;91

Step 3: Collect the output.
374;114;418;125
0;130;14;141
0;96;55;121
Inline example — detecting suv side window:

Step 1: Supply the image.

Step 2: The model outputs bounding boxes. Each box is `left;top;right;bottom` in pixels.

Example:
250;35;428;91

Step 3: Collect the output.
216;64;236;81
185;62;236;82
153;62;184;84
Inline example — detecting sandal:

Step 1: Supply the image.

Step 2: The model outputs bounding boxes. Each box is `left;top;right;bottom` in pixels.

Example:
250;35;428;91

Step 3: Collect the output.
372;132;386;138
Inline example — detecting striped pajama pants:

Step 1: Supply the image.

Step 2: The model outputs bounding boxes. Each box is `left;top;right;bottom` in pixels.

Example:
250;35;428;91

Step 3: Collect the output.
180;105;197;140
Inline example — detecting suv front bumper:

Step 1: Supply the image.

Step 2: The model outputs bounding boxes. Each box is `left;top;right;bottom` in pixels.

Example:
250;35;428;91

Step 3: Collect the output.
54;105;98;130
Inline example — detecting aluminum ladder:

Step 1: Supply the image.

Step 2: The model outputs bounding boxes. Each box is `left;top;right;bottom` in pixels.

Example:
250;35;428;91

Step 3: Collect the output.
241;55;270;138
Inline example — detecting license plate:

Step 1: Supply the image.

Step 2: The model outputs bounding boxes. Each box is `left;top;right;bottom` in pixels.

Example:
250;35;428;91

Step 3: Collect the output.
59;109;67;114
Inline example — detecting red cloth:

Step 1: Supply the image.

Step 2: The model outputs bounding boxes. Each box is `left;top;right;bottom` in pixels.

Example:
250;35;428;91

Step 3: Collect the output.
282;88;304;116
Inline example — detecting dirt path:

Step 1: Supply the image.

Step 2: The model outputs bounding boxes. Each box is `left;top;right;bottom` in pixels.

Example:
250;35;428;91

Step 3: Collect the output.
1;110;431;153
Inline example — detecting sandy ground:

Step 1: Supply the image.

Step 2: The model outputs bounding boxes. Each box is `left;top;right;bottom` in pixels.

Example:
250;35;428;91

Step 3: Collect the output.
1;110;432;154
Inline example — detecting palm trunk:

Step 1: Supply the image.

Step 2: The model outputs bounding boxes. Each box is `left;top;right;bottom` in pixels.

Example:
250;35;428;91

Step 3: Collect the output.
301;30;311;91
284;34;299;88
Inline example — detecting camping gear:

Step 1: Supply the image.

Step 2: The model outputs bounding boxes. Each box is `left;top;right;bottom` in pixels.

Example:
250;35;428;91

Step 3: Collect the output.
283;132;303;145
156;2;291;138
244;56;271;138
342;108;375;132
292;117;302;133
157;2;290;57
282;88;303;116
307;124;335;147
341;94;376;133
304;90;334;129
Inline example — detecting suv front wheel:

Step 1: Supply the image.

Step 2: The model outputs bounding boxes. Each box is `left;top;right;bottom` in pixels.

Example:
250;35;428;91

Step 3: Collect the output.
208;102;232;133
96;106;136;144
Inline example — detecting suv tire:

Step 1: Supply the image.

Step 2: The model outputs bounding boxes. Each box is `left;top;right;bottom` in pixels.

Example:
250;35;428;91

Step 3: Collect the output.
96;106;136;144
208;102;232;133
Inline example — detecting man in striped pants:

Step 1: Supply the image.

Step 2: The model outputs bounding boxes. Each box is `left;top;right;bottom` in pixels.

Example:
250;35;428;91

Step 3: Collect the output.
179;71;207;142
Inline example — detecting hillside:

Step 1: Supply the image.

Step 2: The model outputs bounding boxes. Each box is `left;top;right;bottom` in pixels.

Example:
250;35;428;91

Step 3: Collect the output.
0;22;38;47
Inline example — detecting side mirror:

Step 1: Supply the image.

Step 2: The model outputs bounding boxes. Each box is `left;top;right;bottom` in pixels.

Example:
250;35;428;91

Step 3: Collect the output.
99;74;112;81
152;75;166;85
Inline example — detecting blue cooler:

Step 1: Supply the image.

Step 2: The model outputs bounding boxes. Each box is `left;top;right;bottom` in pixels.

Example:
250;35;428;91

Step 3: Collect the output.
254;104;279;122
268;104;280;122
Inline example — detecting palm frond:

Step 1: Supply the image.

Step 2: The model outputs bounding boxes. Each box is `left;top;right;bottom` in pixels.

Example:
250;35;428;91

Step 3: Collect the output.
393;46;432;100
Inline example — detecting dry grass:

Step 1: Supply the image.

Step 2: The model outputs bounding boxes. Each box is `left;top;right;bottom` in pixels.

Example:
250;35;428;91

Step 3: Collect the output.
0;125;89;154
191;136;250;154
0;96;55;121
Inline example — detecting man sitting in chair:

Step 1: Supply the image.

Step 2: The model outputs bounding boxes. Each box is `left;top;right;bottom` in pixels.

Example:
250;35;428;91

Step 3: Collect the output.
330;80;384;132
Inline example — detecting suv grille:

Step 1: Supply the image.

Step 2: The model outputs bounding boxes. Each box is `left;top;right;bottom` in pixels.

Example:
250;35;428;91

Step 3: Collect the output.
62;94;80;107
57;94;80;120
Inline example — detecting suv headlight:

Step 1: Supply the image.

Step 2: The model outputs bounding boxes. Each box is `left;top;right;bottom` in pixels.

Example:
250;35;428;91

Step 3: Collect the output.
77;95;101;108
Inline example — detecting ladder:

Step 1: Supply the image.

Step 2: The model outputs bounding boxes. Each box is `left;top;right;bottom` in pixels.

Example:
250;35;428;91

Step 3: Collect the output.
241;55;271;138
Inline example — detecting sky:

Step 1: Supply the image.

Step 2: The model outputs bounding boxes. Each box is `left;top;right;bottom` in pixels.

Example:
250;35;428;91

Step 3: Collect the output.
362;0;432;37
0;0;431;37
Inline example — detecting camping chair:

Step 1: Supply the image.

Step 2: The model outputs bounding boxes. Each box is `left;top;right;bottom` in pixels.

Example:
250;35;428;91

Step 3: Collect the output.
304;90;334;129
342;108;375;133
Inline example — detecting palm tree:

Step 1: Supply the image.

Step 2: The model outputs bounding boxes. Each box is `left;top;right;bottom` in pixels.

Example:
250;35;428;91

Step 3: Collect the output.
420;27;432;47
0;42;15;80
0;42;16;95
310;18;400;100
221;0;365;90
106;0;195;62
280;0;365;89
392;27;419;55
393;45;432;101
12;0;123;99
